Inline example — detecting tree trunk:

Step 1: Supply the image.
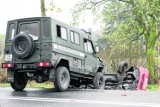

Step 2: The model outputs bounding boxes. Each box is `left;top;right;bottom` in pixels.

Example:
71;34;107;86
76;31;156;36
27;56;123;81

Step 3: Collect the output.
146;41;157;84
41;0;46;16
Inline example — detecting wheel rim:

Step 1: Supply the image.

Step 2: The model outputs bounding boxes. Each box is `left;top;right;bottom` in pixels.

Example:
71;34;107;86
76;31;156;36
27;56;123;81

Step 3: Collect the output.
98;77;103;86
15;38;28;53
122;66;127;72
60;72;67;85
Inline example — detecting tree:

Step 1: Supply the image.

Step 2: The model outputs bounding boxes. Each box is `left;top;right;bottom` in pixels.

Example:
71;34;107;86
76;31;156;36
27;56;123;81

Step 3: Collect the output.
40;0;46;16
72;0;160;82
0;34;6;82
40;0;62;17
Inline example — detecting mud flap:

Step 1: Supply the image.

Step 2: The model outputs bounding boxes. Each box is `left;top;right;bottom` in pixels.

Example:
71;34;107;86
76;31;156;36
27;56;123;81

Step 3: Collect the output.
7;69;14;83
49;68;55;82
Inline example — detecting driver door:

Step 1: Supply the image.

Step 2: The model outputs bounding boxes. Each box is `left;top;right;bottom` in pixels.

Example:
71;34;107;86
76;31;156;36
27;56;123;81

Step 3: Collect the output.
84;39;96;73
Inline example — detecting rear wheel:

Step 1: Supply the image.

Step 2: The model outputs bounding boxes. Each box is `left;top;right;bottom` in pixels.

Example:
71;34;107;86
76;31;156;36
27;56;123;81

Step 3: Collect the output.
10;72;28;91
54;67;70;92
93;72;105;89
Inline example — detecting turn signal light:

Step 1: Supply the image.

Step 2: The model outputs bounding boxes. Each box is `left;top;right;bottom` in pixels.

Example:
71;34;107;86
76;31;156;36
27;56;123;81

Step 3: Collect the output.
2;63;13;68
37;62;50;67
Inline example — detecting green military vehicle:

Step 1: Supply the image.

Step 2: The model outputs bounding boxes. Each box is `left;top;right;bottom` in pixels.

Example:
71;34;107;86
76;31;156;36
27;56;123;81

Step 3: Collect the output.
2;17;106;91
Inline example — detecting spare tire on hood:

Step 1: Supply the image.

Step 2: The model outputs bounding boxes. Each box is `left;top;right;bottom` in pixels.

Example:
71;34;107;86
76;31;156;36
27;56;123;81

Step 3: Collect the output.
11;33;35;59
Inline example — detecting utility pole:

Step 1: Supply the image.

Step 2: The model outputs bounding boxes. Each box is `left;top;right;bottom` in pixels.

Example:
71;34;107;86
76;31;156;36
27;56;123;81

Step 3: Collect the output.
41;0;46;16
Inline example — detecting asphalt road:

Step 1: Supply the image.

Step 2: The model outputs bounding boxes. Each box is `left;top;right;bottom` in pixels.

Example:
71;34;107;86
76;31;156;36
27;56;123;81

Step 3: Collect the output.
0;87;160;107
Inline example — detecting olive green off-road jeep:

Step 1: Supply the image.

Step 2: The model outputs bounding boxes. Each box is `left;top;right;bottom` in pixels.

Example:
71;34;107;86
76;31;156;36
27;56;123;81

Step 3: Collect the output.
2;17;106;91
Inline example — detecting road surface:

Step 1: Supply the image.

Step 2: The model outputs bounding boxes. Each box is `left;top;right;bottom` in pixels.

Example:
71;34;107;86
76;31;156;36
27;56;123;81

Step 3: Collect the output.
0;87;159;107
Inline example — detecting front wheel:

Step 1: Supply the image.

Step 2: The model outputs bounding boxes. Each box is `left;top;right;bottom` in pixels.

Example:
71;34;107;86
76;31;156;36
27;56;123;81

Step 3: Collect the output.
54;67;70;92
10;72;28;91
93;72;105;89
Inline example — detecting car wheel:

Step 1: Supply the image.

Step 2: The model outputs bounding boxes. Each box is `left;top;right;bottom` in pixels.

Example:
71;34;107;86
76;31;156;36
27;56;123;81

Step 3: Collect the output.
55;67;70;92
10;72;28;91
93;72;105;89
117;61;128;75
11;33;35;59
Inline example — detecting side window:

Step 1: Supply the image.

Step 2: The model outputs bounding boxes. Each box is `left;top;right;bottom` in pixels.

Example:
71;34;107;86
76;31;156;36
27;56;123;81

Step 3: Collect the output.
74;33;80;44
70;31;80;44
8;23;15;40
84;39;93;53
70;31;74;43
84;39;88;51
87;41;93;53
56;25;67;40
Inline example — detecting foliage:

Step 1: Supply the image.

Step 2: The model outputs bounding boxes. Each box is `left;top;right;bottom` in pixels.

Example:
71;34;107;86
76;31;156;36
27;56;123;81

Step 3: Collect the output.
72;0;160;82
40;0;62;17
147;84;159;91
0;34;6;82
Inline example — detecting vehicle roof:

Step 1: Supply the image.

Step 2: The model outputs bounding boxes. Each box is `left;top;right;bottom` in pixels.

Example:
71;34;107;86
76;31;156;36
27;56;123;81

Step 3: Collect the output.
8;17;50;22
8;17;91;40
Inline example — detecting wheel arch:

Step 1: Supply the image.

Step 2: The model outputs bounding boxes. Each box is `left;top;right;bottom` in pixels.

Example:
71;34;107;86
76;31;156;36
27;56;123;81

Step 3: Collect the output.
97;66;105;74
56;59;70;71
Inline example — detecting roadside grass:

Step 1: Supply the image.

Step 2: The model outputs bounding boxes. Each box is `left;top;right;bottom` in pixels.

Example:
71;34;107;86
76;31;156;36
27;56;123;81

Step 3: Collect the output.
146;84;159;91
0;82;10;87
27;81;54;88
0;82;159;91
0;81;54;88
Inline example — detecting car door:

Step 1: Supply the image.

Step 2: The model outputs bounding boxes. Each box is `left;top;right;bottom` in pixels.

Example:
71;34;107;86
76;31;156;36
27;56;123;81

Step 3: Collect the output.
84;39;96;73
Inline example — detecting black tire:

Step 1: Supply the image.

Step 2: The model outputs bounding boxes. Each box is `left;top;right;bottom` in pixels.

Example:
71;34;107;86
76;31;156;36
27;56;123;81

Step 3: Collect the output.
54;67;70;92
10;72;28;91
11;33;35;59
93;72;105;89
117;61;128;75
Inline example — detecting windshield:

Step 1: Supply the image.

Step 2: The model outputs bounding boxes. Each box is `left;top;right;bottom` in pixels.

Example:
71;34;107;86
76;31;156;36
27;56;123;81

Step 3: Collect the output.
19;22;40;39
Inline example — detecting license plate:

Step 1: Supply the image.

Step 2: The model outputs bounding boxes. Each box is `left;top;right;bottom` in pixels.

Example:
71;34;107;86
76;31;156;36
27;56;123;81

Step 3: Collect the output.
4;54;12;61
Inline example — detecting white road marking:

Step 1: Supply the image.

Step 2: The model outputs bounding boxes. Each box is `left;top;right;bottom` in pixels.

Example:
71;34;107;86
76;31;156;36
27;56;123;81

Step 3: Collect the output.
0;96;159;107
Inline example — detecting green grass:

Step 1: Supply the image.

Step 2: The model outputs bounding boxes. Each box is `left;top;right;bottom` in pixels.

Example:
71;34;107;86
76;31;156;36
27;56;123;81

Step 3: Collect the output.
0;83;10;87
147;85;159;91
0;81;53;88
27;81;53;88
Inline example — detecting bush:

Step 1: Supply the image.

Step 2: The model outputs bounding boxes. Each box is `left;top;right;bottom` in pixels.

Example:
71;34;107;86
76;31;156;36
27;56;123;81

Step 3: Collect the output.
0;69;7;83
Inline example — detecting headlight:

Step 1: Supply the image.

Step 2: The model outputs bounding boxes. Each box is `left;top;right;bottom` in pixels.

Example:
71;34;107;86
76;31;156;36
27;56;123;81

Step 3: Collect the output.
4;54;12;62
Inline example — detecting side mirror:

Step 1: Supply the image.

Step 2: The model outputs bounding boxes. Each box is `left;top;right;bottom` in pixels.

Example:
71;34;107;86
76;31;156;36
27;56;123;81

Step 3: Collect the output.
95;46;100;53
